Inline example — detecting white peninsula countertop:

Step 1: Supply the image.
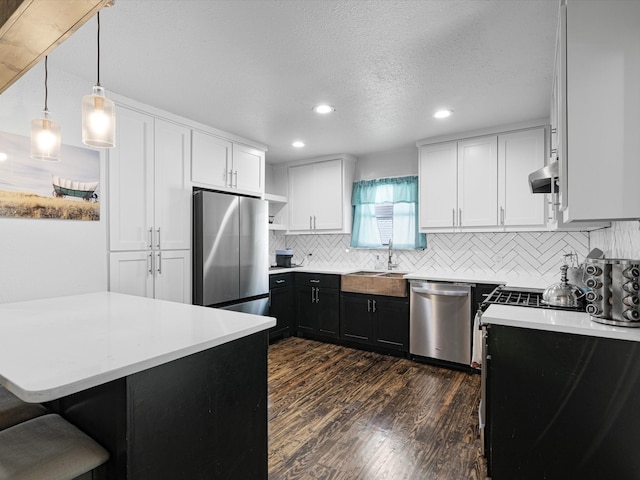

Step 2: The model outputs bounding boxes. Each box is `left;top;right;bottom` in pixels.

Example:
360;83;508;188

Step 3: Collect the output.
0;292;275;403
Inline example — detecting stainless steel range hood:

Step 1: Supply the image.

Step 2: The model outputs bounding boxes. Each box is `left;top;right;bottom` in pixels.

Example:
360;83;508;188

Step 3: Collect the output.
528;161;559;194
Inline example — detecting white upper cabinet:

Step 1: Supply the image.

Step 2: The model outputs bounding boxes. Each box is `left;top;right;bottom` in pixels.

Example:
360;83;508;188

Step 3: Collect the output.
560;0;640;222
109;109;191;252
287;155;356;234
419;135;498;231
498;128;546;228
457;136;498;228
232;143;265;194
191;130;265;196
419;142;458;229
419;127;551;232
154;119;192;251
191;131;232;190
109;107;154;251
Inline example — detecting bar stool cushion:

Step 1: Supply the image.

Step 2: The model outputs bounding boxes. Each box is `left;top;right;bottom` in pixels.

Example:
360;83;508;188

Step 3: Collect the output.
0;414;109;480
0;387;46;431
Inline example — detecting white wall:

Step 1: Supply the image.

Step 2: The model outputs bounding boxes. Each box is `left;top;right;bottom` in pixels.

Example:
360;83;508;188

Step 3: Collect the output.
355;146;418;180
0;64;108;303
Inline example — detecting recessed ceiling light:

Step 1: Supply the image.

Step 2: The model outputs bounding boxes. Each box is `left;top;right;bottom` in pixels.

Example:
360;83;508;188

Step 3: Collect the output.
292;141;305;148
313;104;335;114
434;109;453;119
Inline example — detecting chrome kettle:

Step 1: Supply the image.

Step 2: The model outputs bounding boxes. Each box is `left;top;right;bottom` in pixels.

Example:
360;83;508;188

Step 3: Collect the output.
542;264;586;308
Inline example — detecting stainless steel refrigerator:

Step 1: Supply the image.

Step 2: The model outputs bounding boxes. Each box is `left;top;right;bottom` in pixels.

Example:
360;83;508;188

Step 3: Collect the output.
193;190;269;314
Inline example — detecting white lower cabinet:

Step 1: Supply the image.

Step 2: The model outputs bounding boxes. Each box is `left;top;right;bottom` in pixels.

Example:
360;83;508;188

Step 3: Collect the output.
109;250;191;303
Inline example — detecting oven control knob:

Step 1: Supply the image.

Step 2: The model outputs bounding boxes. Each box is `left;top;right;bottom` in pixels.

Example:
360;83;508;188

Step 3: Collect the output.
586;304;602;315
585;291;601;302
623;266;640;279
585;278;602;289
623;296;640;307
623;309;640;321
623;281;640;293
585;265;603;276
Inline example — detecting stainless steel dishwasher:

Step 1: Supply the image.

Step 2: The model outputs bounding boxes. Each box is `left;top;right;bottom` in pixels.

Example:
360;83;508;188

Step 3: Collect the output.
409;280;473;365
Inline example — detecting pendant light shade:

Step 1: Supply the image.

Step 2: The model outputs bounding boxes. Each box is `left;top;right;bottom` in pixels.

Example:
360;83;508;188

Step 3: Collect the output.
82;85;115;147
31;110;61;161
82;11;116;148
31;56;61;161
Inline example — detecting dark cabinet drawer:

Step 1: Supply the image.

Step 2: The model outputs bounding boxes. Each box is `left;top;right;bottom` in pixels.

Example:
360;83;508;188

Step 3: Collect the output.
294;273;340;289
270;273;293;289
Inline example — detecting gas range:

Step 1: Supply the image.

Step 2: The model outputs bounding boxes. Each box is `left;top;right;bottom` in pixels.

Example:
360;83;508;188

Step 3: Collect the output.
480;286;586;312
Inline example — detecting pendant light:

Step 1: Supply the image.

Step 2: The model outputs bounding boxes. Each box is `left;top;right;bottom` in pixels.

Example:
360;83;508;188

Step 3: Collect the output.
30;56;61;161
82;11;116;148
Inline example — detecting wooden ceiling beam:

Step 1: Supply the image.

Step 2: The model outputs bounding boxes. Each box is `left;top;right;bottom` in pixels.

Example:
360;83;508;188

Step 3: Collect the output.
0;0;109;95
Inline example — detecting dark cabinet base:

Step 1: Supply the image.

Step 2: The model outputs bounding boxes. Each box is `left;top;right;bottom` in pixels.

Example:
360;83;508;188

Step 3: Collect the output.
488;325;640;480
47;333;268;480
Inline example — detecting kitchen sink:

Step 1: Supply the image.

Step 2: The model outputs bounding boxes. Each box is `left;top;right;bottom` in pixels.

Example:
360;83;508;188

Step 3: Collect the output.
341;271;407;297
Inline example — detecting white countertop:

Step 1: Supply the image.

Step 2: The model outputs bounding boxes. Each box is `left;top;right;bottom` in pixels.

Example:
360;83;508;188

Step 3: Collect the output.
0;292;275;403
482;304;640;342
270;265;556;289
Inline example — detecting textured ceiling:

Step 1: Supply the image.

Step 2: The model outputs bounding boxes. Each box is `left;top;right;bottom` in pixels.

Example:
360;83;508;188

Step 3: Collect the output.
49;0;559;164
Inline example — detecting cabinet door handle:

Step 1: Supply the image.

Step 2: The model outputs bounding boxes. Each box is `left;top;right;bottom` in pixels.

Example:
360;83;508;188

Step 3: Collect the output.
372;299;376;313
310;287;316;303
452;209;456;227
315;287;320;303
459;208;462;226
500;207;505;226
310;279;320;284
147;252;153;275
310;216;313;230
275;279;285;284
233;170;238;188
148;227;153;249
367;299;371;312
227;170;233;187
313;216;317;230
156;227;161;249
157;252;162;274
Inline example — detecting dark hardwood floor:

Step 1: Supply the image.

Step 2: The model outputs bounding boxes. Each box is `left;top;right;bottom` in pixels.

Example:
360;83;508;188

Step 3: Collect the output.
268;337;489;480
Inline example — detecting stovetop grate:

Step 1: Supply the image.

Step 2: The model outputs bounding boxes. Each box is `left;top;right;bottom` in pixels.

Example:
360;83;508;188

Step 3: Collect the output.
481;286;585;312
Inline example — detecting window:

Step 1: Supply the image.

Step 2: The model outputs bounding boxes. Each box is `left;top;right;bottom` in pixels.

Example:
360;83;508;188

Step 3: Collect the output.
350;176;426;249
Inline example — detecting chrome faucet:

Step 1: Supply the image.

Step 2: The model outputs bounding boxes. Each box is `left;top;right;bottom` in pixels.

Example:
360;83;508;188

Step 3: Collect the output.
387;239;398;270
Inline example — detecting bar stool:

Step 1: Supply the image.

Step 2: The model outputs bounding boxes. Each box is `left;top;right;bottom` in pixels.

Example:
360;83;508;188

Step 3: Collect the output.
0;386;46;431
0;413;109;480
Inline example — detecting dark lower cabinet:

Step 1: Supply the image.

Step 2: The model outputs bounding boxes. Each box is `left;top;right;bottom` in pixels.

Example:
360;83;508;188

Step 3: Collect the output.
295;273;340;340
487;324;640;480
269;273;294;341
340;292;409;354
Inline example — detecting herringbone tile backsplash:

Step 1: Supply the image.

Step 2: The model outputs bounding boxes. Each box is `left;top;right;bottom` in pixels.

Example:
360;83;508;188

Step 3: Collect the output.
270;230;590;277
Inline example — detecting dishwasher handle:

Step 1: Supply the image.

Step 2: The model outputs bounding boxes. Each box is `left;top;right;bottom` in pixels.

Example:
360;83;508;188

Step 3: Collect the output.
411;286;470;297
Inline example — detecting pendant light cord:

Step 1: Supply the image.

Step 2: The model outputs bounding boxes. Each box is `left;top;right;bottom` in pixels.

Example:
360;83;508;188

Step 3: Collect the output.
96;11;101;87
44;56;49;112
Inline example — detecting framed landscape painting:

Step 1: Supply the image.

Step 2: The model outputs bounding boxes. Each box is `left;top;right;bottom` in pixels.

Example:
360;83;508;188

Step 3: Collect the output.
0;131;100;221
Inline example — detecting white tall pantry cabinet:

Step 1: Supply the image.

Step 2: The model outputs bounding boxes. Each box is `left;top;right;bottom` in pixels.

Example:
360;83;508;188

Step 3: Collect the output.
108;106;191;303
